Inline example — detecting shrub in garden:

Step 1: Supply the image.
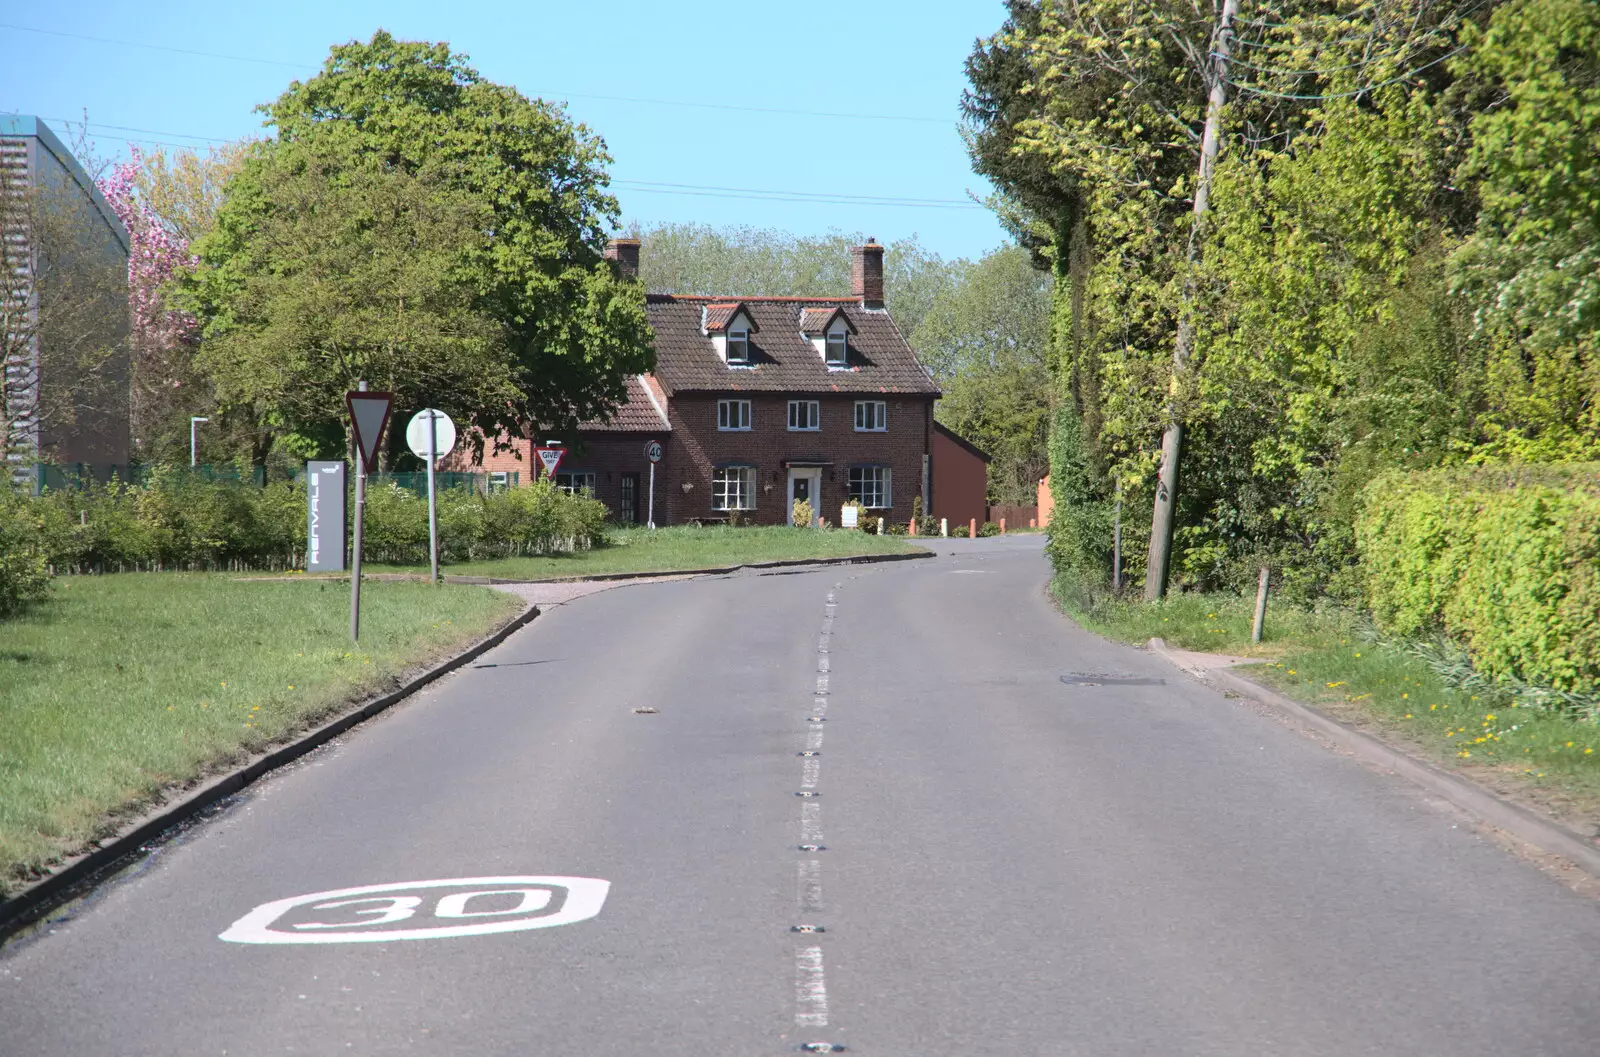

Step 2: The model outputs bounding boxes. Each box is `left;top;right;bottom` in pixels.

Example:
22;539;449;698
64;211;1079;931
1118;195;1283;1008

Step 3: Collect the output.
1357;464;1600;695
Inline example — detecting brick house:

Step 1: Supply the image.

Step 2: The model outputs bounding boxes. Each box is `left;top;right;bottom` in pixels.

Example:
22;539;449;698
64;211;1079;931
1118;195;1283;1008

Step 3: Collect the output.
462;238;983;528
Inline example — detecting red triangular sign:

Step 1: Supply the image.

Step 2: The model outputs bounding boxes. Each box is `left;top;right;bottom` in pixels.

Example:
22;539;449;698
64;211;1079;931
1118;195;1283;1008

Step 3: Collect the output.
346;391;394;470
536;447;565;478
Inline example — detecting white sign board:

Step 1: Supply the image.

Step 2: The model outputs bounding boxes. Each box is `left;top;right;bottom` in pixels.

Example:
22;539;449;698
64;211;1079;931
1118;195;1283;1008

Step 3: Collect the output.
840;505;859;528
405;410;457;463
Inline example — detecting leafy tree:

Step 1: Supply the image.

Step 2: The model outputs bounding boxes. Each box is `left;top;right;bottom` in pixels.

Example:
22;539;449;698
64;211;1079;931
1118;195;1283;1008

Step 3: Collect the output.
912;246;1054;504
1452;0;1600;461
182;32;652;465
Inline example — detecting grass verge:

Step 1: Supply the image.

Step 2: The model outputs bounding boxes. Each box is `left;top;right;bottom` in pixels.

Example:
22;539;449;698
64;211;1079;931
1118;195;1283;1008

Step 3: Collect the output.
1054;580;1600;834
371;524;923;579
0;575;522;896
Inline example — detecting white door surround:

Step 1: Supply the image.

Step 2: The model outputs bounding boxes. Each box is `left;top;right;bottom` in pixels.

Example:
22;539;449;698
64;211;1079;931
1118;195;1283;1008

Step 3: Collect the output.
786;468;823;526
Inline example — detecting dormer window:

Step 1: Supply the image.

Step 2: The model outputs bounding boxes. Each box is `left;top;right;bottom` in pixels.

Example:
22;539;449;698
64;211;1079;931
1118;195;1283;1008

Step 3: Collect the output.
800;305;858;367
727;328;750;364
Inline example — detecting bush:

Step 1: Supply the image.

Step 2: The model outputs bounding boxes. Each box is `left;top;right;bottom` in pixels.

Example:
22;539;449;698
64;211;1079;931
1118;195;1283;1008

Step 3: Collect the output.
1046;403;1118;592
978;521;1001;538
0;489;52;616
20;469;607;572
1357;464;1600;695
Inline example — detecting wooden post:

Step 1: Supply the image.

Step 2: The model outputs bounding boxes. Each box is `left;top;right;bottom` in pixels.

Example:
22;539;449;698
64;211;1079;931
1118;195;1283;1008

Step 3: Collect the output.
1251;566;1271;644
1113;481;1123;593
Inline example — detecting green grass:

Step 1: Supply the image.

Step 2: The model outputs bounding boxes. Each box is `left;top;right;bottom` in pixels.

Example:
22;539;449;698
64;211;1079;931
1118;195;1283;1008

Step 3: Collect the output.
372;524;923;579
1056;579;1600;827
0;575;522;895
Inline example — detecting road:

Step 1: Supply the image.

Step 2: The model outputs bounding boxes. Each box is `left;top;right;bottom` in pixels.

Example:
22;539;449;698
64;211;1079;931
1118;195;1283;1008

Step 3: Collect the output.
4;535;1600;1056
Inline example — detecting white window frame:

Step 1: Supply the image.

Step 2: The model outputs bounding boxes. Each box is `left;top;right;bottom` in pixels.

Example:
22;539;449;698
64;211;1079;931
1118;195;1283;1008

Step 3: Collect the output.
787;399;820;432
853;400;887;432
848;465;891;509
718;399;752;431
712;466;756;511
825;330;847;366
554;471;596;497
726;327;750;364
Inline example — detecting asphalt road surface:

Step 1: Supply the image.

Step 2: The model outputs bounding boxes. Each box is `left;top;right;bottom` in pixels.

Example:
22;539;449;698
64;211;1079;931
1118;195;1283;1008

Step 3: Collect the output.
5;535;1600;1056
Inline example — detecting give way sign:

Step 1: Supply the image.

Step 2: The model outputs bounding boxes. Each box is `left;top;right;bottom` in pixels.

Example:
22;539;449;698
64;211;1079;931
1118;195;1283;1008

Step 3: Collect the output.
536;446;565;478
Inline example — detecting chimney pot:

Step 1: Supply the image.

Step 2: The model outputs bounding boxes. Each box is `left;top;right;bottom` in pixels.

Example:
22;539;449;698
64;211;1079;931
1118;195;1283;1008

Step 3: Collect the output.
605;238;641;280
851;239;885;308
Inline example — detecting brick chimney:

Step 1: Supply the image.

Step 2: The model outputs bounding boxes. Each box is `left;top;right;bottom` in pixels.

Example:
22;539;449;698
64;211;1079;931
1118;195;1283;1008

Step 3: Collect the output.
605;237;640;280
851;238;884;308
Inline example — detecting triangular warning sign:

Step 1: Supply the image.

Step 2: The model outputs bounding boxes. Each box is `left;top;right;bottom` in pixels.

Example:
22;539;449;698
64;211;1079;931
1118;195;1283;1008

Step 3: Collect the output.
346;391;394;470
536;447;565;478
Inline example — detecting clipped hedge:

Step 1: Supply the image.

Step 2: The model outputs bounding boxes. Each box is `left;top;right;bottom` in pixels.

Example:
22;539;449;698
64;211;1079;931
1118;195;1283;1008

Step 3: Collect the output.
20;471;608;574
1357;464;1600;695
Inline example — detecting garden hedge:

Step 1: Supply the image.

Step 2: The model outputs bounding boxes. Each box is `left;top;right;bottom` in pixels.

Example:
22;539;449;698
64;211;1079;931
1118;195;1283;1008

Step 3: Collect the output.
6;469;608;576
1357;464;1600;695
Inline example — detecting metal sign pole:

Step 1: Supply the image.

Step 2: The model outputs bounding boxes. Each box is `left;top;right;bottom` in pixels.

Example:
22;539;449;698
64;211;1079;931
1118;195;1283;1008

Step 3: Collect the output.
648;461;656;529
426;411;439;584
350;381;367;642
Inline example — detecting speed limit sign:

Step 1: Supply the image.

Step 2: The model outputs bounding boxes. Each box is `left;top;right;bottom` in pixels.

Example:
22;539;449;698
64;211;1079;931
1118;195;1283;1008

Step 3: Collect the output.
644;439;663;463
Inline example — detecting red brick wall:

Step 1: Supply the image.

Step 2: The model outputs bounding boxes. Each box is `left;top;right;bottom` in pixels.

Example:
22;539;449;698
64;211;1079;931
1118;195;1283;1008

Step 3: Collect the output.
930;427;988;528
446;392;933;528
663;393;930;526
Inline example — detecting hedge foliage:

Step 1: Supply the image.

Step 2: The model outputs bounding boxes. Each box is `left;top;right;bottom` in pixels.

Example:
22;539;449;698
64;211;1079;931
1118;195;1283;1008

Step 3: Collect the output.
3;470;608;581
1357;464;1600;695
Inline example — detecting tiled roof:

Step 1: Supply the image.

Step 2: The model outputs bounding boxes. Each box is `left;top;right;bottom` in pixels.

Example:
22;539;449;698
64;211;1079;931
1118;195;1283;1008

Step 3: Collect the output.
798;306;856;334
579;374;671;432
703;302;758;333
646;296;940;395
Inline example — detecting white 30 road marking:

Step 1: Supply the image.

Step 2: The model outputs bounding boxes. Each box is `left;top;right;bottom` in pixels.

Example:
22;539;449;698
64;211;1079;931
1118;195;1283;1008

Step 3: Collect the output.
219;876;610;944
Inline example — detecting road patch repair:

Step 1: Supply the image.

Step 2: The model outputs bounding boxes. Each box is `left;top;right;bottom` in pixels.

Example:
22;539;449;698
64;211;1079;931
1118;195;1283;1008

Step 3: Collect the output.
1147;637;1600;883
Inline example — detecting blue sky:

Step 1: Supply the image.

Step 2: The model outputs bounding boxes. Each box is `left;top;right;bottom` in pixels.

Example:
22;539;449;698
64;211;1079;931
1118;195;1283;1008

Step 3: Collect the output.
0;1;1010;262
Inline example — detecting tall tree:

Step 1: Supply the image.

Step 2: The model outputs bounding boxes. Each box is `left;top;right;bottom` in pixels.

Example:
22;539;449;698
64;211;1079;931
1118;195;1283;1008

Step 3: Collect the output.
912;246;1054;504
181;32;652;464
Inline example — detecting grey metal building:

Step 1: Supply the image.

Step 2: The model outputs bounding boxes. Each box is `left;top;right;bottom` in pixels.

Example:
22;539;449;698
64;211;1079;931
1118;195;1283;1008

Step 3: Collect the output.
1;114;131;480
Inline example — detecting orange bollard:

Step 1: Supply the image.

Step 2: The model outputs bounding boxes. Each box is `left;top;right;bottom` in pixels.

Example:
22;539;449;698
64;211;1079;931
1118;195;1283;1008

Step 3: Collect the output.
969;518;977;539
1030;518;1037;529
908;518;917;537
1000;518;1007;534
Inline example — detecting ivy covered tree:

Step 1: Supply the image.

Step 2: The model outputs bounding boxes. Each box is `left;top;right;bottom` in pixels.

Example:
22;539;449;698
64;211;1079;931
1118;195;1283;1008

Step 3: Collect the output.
180;32;652;465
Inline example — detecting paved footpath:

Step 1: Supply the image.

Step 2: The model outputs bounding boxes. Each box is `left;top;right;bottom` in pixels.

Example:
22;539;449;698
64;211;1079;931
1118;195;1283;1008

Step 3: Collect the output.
5;536;1600;1055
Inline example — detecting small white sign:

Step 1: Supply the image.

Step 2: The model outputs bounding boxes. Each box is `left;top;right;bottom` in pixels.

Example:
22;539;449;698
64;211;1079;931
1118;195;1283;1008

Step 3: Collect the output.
840;505;859;528
405;410;457;462
219;876;610;944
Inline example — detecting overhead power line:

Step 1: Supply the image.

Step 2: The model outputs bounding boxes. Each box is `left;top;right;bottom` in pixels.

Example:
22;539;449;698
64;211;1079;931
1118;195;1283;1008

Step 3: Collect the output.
0;22;954;125
13;115;979;211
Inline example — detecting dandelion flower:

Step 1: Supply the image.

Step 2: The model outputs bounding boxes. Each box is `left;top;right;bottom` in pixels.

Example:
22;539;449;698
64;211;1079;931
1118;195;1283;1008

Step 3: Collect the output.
1402;693;1408;699
1404;714;1413;719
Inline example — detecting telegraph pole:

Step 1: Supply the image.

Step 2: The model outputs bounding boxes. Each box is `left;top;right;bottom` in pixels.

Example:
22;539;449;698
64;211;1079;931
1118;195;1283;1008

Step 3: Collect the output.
1145;0;1241;601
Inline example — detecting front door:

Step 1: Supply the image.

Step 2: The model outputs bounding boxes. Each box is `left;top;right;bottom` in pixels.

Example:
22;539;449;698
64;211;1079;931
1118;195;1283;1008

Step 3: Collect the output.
787;469;822;525
619;473;639;524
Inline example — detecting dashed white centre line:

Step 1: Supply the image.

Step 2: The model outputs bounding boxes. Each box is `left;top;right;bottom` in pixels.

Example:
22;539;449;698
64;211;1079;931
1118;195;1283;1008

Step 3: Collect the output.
795;945;830;1027
806;728;825;752
800;800;824;844
800;757;822;789
798;860;824;913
